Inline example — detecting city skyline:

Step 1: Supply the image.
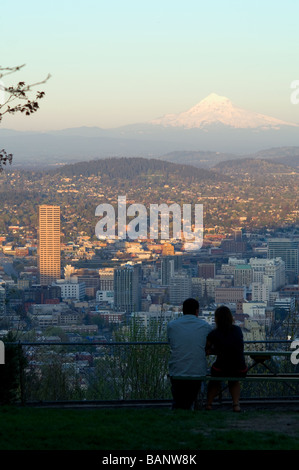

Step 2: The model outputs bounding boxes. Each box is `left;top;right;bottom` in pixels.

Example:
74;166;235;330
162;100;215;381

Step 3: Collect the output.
1;0;299;132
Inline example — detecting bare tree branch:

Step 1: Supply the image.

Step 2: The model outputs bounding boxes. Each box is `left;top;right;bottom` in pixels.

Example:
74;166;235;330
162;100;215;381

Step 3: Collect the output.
0;64;26;79
0;65;49;172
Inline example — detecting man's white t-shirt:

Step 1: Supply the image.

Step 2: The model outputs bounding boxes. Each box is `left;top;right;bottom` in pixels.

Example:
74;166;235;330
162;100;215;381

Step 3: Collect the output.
167;314;213;377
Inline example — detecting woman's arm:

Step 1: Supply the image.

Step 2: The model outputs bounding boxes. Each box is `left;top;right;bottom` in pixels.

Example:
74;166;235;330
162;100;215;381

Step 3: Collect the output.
205;338;214;356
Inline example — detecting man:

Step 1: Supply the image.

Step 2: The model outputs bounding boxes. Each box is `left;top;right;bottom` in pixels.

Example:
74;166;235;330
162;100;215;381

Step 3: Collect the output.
167;298;212;410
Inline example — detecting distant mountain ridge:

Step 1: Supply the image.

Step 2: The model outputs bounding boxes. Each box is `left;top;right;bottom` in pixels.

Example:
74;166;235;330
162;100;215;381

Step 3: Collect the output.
158;147;299;169
1;93;299;165
157;150;241;168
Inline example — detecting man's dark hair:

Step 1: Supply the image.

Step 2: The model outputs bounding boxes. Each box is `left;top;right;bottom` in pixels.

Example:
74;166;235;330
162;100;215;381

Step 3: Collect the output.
182;298;199;316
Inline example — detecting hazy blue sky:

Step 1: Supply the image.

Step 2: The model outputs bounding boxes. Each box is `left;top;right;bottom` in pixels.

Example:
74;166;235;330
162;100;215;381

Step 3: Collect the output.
1;0;299;130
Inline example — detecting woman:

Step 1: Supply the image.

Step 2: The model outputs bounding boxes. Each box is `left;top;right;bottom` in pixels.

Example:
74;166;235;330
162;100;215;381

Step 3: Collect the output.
205;305;248;412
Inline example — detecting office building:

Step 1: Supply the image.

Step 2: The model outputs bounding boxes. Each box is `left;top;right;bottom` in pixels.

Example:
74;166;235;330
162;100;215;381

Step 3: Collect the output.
38;205;61;286
53;279;85;301
198;263;215;279
192;277;223;301
250;257;285;291
215;287;246;304
242;301;267;319
161;257;175;285
234;264;253;287
114;264;141;313
96;290;114;305
274;297;296;314
99;268;115;291
267;238;299;281
169;273;192;305
251;282;270;304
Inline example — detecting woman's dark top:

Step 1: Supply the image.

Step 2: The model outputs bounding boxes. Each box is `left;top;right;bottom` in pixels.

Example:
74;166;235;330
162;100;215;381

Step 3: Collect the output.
206;324;247;376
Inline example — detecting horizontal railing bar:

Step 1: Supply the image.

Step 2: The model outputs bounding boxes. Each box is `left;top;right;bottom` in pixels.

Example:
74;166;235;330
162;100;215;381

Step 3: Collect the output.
244;351;292;355
5;341;170;346
3;339;295;347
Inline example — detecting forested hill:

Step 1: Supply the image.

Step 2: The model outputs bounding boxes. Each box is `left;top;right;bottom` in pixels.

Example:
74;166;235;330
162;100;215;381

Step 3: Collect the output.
51;157;228;182
267;155;299;169
212;157;298;176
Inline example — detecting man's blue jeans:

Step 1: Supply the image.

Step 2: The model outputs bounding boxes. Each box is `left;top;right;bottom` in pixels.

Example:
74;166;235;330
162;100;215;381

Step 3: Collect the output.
170;377;202;410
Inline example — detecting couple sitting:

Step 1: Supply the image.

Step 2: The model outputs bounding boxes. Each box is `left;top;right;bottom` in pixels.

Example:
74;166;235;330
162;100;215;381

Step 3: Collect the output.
167;298;248;412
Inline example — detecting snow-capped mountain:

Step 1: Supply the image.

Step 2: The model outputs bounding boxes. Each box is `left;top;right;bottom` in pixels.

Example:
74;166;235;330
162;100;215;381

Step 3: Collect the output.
1;93;299;167
151;93;299;129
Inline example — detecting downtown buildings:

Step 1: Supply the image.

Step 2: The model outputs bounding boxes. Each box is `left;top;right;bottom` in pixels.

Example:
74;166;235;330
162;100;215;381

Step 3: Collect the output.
0;200;298;343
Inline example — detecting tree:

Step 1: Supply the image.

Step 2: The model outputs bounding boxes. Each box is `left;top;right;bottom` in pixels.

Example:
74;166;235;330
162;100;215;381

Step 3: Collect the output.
0;64;50;172
0;331;27;404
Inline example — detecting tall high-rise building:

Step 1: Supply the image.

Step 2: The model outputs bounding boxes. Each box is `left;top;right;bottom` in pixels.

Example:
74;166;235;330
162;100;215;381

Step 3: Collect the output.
38;205;61;286
161;257;175;285
267;238;299;281
114;264;141;313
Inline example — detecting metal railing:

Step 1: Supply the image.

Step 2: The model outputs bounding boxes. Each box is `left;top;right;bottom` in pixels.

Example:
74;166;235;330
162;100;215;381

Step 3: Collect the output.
3;340;299;405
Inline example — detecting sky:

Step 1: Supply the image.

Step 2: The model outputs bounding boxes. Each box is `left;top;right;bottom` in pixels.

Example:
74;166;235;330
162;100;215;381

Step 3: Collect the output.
1;0;299;131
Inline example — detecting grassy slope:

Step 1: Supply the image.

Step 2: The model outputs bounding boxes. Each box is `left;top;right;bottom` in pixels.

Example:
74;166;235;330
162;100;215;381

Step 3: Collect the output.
0;406;298;451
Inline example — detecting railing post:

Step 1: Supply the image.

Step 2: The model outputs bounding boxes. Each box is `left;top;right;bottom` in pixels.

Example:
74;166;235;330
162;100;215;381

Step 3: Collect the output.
18;341;25;406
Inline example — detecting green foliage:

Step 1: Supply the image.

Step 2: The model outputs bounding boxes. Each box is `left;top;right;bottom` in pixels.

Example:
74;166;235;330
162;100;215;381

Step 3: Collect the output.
0;332;26;404
85;318;171;401
107;318;170;400
23;347;85;402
